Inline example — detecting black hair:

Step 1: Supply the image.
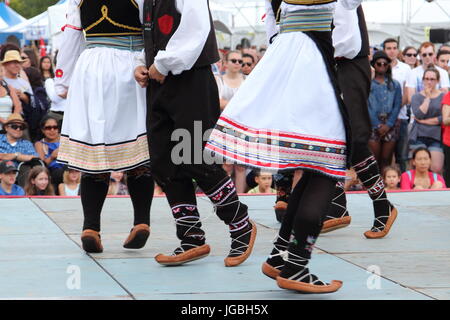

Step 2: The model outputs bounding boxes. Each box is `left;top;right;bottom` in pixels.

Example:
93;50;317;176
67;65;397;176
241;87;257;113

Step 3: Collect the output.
242;53;255;63
412;147;431;160
382;38;399;50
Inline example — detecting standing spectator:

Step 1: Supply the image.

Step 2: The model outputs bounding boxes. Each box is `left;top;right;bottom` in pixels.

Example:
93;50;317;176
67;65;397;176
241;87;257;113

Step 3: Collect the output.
247;170;276;194
383;38;411;172
368;51;402;171
436;50;450;76
39;56;55;81
400;147;446;190
382;165;401;191
58;168;81;196
410;68;445;175
406;42;450;105
0;160;25;196
108;171;128;196
0;66;22;132
2;50;32;108
34;116;64;191
215;50;247;193
441;91;450;186
0;114;39;187
0;44;30;83
241;53;255;76
22;48;39;69
402;46;419;69
24;166;55;196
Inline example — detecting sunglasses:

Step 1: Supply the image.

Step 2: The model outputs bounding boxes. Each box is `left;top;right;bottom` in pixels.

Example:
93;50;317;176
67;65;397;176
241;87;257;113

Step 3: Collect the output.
423;77;437;81
242;62;253;67
43;125;59;131
421;53;434;57
405;53;418;57
376;62;389;67
8;124;25;131
229;59;243;64
21;56;28;60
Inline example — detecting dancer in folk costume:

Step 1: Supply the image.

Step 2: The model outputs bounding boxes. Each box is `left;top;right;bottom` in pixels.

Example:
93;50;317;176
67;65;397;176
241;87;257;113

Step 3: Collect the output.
55;0;154;253
321;2;398;237
205;0;364;293
134;0;256;267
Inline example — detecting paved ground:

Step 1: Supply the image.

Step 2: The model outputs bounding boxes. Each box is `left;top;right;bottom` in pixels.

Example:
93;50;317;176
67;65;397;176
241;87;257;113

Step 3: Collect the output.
1;190;449;300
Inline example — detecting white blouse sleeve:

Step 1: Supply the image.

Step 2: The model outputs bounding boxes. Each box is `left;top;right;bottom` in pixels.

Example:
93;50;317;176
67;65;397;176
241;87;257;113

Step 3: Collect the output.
154;0;211;76
54;0;86;95
265;0;279;45
339;0;363;10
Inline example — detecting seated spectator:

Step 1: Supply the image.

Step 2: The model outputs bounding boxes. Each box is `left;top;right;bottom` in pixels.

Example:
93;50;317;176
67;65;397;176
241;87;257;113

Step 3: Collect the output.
247;170;276;194
0;66;22;132
0;114;39;187
383;165;401;191
58;168;80;196
35;115;64;191
108;171;128;195
401;147;446;190
241;53;255;76
39;56;54;81
2;50;32;108
0;160;25;196
24;166;55;196
0;43;30;83
368;51;402;172
442;91;450;187
410;68;445;175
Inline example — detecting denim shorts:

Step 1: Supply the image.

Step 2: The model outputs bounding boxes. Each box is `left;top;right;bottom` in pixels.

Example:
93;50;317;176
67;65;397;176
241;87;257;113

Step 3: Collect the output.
409;136;444;157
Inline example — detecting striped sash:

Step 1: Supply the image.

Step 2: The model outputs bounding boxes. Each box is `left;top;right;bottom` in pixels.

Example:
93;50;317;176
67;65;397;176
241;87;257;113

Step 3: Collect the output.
85;35;144;51
279;9;333;33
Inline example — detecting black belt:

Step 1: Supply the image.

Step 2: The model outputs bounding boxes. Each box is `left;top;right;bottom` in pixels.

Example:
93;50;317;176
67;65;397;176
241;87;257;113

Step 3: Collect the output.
50;111;64;115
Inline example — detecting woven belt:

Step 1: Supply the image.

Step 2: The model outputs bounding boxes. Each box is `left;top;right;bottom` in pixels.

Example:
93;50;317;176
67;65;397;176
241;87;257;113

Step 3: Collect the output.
279;9;333;33
85;35;144;51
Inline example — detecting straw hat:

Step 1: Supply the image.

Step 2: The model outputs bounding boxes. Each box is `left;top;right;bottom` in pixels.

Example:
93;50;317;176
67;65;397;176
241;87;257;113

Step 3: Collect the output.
0;50;25;65
4;113;27;128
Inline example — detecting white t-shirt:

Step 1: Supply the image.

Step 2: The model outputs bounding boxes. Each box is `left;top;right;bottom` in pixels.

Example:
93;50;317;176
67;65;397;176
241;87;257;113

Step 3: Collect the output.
4;76;33;95
405;65;450;92
392;60;411;120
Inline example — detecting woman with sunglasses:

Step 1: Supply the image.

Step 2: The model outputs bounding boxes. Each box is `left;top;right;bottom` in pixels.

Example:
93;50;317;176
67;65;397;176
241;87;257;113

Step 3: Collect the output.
367;51;402;172
215;50;248;193
402;46;419;69
34;115;65;192
409;68;445;175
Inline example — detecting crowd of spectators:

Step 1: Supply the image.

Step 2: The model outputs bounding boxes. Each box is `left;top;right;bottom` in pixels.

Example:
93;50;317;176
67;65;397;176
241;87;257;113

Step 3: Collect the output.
0;38;449;197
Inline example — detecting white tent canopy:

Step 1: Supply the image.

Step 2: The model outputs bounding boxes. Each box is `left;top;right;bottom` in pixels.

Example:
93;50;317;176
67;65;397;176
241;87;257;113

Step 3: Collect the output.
362;0;450;48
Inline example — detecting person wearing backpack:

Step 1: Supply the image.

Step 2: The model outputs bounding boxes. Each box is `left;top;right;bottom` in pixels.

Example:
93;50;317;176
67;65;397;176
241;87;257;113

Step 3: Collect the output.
400;147;446;190
0;64;22;133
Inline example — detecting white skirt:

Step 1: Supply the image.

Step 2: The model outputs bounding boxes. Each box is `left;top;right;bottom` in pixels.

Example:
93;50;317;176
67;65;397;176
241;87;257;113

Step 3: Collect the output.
58;47;149;173
205;31;347;179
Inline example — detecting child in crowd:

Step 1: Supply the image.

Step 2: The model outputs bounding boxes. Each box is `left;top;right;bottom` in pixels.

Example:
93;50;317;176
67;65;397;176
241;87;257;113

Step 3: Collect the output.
0;160;25;196
401;147;446;190
383;165;401;191
58;168;81;196
24;166;54;196
108;171;128;196
247;170;276;194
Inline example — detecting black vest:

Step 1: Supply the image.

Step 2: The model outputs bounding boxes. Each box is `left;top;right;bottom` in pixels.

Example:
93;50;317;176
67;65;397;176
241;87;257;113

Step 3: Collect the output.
80;0;142;37
143;0;219;69
356;6;370;58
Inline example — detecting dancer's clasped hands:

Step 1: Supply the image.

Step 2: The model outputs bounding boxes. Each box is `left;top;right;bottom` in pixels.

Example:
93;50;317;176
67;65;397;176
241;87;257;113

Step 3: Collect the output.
134;65;166;88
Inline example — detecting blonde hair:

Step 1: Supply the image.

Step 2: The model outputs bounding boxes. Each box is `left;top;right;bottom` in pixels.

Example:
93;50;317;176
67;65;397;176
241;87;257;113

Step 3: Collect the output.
63;169;80;185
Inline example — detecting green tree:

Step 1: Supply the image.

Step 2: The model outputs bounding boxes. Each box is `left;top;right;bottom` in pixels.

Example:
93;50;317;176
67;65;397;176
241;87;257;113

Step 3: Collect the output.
8;0;59;19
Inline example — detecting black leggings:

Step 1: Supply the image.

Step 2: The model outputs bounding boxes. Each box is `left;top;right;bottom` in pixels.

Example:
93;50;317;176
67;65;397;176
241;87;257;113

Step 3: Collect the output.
278;171;337;259
81;164;154;232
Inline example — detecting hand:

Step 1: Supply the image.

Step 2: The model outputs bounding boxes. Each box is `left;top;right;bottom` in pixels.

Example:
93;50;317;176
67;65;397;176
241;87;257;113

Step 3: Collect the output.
51;148;59;159
377;124;390;137
134;65;149;88
149;64;166;84
58;90;68;99
424;87;432;98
